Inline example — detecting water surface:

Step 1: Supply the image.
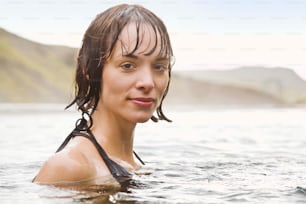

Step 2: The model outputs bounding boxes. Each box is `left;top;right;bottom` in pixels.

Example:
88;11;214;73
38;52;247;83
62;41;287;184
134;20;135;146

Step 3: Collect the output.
1;104;306;203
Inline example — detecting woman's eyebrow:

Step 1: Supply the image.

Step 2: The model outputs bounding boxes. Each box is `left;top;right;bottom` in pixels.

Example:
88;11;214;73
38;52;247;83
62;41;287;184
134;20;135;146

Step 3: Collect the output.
122;53;138;59
155;57;169;62
115;53;169;62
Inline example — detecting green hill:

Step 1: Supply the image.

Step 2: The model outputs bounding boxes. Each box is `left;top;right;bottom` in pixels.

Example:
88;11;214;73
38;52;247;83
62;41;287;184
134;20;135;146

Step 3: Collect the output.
0;28;77;102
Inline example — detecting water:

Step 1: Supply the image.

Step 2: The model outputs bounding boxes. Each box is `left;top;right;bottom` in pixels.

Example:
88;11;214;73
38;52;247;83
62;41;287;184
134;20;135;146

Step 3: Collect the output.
1;104;306;203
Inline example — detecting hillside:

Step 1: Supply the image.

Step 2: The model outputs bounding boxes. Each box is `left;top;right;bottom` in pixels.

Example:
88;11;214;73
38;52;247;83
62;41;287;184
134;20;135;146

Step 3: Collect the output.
176;67;306;105
0;28;77;102
1;28;306;107
165;73;288;108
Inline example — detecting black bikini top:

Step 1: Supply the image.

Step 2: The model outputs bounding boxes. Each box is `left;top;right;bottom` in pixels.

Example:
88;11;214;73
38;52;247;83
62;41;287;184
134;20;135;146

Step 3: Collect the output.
56;124;145;186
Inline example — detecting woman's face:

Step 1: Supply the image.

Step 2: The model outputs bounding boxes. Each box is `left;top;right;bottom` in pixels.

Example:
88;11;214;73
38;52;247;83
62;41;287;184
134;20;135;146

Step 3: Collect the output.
98;23;170;124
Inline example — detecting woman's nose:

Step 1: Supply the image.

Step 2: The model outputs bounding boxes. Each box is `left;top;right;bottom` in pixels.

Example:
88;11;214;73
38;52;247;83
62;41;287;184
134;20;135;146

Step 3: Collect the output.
135;67;155;92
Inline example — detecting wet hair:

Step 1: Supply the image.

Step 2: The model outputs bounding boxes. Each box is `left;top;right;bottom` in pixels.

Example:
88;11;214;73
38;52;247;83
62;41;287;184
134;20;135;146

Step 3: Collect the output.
66;4;174;122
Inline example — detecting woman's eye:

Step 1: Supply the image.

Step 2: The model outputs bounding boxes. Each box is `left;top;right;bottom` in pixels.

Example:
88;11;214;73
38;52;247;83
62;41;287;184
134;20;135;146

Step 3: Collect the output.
120;62;135;70
154;64;168;72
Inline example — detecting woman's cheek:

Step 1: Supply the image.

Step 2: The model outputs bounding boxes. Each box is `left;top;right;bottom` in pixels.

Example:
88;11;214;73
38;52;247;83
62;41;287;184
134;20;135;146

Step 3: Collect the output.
159;77;169;96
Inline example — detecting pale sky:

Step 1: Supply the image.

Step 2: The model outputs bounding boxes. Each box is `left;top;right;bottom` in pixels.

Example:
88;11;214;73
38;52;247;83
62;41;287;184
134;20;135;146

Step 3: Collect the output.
1;0;306;79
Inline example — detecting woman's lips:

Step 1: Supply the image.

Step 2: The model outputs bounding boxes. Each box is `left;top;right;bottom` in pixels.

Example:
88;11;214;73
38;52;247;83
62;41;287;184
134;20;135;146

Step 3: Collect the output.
130;97;155;107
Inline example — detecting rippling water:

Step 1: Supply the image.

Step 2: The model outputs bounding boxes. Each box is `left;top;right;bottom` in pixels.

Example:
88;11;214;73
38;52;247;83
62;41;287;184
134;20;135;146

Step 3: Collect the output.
1;104;306;203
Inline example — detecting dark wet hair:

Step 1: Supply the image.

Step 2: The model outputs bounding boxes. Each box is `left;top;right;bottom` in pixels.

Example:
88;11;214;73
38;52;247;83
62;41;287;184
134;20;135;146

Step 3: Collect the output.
66;4;174;122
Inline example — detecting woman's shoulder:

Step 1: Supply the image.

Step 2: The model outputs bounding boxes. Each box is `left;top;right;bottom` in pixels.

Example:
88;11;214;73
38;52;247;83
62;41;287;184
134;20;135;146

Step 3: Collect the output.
34;144;96;185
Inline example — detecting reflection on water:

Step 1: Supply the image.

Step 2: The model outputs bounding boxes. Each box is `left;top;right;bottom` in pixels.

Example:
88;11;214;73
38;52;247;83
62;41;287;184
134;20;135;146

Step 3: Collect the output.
1;104;306;203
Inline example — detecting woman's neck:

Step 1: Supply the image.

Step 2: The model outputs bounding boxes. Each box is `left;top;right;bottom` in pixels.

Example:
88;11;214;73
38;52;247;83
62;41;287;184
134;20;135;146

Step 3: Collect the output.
90;109;137;165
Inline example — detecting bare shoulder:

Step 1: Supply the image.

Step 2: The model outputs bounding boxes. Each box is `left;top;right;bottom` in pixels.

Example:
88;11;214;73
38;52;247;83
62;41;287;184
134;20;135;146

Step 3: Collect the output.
34;147;96;185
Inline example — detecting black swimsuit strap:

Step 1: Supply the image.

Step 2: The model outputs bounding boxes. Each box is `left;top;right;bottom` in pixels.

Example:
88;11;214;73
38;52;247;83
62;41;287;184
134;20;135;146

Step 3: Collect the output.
133;150;145;165
86;129;132;182
55;129;89;153
55;128;145;185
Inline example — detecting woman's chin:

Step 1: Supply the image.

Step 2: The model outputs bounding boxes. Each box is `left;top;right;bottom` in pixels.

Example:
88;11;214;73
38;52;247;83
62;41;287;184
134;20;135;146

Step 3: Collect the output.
132;114;153;123
136;117;151;123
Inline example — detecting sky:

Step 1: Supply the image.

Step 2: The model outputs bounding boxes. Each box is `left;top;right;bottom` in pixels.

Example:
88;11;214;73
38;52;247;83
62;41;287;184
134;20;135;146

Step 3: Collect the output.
1;0;306;79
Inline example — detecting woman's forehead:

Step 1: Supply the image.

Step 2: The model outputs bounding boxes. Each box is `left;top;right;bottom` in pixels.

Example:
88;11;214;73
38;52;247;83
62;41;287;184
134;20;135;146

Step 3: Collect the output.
116;22;162;56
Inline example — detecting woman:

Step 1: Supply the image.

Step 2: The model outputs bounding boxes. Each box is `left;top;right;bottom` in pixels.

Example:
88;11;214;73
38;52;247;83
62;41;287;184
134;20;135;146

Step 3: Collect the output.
33;4;174;188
